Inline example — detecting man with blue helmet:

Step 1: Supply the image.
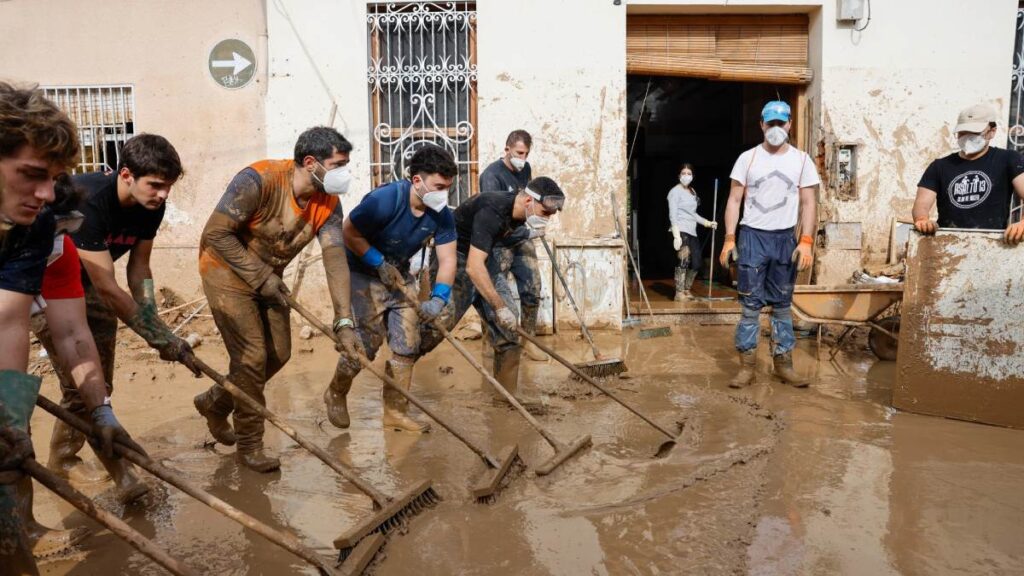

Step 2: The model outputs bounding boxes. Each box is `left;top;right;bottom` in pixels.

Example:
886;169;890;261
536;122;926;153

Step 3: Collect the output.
720;100;820;388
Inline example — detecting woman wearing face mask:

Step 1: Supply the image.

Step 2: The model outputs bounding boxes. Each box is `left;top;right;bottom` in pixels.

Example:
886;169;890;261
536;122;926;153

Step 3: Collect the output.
667;163;717;301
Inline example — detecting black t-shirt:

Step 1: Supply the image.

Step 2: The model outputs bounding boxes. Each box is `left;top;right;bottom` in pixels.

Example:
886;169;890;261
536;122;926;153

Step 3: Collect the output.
454;192;524;255
479;158;531;194
71;171;165;285
0;209;56;295
918;147;1024;229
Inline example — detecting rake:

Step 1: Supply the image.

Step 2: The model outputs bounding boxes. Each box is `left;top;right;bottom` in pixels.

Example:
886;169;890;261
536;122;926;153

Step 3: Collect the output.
284;294;521;505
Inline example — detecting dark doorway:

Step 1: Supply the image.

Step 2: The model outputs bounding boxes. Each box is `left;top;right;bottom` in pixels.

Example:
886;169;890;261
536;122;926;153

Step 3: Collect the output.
626;76;798;292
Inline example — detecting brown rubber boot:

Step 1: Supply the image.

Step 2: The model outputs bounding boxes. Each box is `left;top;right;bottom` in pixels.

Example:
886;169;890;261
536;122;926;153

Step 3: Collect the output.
236;448;281;473
774;351;808;388
193;387;237;446
95;452;149;505
323;373;353;429
522;339;550;362
382;359;430;433
729;350;757;389
492;347;545;414
47;419;110;484
15;477;91;559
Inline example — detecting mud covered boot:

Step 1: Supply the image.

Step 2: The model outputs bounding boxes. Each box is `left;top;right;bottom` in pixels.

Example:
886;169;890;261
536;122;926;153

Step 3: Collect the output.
773;351;808;388
47;419;110;485
237;448;281;473
16;477;91;560
492;347;546;415
323;375;353;429
673;266;691;301
96;453;149;505
193;387;236;446
729;350;757;389
520;311;549;362
382;359;430;433
522;339;549;362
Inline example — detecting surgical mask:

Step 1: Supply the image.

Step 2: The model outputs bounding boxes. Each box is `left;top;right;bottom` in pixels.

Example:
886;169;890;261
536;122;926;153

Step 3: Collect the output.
525;199;549;231
765;126;788;147
416;182;449;212
314;163;352;195
509;156;527;171
679;174;693;186
958;133;987;155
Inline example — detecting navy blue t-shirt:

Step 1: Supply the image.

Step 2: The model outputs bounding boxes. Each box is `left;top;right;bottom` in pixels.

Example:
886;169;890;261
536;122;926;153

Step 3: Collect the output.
347;179;456;274
0;209;56;295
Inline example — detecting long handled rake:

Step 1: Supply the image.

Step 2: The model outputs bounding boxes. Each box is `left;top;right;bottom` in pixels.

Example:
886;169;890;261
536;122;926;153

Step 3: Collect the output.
284;294;520;505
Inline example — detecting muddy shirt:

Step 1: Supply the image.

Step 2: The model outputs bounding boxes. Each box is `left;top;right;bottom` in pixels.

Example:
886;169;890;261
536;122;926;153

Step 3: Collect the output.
454;192;524;256
918;147;1024;229
71;171;165;287
0;209;56;295
199;159;344;290
479;158;531;194
346;179;456;275
730;145;820;231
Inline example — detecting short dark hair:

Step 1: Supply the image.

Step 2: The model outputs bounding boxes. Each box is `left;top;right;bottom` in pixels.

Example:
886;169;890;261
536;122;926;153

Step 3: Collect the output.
293;126;353;164
51;172;84;215
679;162;695;173
506;130;532;149
0;82;79;169
119;134;183;181
525;176;564;199
408;145;458;179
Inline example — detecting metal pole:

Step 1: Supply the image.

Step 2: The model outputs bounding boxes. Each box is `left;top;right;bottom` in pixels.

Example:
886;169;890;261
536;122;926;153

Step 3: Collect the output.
708;178;719;302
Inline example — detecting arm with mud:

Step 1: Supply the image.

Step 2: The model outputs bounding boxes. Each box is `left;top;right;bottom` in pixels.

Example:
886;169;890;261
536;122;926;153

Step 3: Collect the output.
202;169;274;290
318;202;353;322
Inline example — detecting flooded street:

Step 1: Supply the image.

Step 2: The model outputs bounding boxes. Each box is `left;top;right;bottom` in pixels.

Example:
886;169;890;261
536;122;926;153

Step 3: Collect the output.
28;323;1024;575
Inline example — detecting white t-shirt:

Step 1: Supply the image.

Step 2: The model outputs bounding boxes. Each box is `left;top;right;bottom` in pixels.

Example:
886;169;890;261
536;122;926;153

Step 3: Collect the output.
729;144;820;231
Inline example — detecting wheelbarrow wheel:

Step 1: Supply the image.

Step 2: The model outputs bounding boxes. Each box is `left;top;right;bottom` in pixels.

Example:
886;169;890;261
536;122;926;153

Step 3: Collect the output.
868;316;900;361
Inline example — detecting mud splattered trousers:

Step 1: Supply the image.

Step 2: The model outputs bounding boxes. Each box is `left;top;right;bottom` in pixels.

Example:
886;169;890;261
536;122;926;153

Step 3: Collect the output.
490;239;542;337
735;225;797;355
30;284;117;458
197;266;291;453
420;250;521;357
675;232;703;293
329;269;420;390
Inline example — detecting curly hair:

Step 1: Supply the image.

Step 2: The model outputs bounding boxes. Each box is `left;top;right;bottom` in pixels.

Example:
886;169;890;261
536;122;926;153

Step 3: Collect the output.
408;145;458;179
0;82;79;169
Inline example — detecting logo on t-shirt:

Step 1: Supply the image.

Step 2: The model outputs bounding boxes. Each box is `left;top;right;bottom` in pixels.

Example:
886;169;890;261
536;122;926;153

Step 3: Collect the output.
947;170;992;209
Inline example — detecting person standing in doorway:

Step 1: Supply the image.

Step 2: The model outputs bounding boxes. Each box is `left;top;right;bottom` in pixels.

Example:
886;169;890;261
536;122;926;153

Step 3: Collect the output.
911;103;1024;242
720;101;820;389
668;163;716;301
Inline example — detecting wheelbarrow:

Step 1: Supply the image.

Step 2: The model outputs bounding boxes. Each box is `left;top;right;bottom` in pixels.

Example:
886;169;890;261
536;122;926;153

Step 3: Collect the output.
790;283;904;360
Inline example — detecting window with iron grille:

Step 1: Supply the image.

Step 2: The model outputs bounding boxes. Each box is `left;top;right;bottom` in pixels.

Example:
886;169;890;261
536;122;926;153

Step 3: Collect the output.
1009;2;1024;223
43;85;135;174
367;1;478;205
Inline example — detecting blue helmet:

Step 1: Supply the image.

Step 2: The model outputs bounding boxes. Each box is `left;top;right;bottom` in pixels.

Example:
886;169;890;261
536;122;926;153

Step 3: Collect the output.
761;100;791;123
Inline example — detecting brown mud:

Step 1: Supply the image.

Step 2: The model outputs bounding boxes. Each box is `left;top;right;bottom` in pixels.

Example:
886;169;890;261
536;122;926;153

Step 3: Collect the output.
26;322;1024;575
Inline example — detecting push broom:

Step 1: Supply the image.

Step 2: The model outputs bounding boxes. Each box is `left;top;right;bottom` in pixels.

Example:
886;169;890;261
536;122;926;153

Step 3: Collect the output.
284;294;521;505
537;236;626;378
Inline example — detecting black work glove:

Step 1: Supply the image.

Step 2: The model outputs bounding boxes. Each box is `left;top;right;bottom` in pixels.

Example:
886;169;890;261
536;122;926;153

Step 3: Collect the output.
258;273;290;307
90;405;149;460
0;426;34;484
376;261;405;292
128;302;202;377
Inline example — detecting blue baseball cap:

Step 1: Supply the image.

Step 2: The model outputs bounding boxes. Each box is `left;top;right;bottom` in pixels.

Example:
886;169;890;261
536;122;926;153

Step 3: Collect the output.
761;100;791;122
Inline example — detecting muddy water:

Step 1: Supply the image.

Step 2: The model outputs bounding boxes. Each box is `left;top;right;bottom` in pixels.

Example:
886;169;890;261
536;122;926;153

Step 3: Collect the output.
28;324;1024;575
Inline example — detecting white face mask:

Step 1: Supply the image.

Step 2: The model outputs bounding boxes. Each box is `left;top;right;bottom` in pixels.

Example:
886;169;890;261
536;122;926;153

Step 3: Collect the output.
679;174;693;186
315;163;352;195
525;199;549;231
509;156;527;171
416;182;449;212
765;126;788;147
958;133;988;155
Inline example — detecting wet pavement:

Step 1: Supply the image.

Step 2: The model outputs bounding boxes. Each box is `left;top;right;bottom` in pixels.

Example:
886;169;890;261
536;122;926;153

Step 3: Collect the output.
27;324;1024;575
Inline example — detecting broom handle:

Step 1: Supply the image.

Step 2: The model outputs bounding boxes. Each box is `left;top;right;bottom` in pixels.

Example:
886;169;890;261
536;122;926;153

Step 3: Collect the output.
34;396;339;576
284;294;500;469
516;329;677;441
708;179;718;302
14;458;198;576
609;190;655;317
538;237;603;360
188;356;390;505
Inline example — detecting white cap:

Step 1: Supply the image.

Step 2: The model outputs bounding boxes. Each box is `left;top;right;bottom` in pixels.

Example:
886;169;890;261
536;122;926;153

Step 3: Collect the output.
955;103;998;134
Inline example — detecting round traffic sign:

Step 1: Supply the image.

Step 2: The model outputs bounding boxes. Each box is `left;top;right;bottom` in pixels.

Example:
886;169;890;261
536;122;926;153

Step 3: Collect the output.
209;39;256;90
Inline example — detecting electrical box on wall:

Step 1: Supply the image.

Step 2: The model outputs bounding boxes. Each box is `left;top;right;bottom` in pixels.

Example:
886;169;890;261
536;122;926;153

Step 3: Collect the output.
835;143;857;200
837;0;865;22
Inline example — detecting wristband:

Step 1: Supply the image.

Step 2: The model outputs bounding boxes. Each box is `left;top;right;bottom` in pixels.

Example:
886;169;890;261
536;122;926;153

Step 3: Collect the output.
360;247;384;268
725;233;736;242
333;317;355;331
799;235;813;246
430;283;452;304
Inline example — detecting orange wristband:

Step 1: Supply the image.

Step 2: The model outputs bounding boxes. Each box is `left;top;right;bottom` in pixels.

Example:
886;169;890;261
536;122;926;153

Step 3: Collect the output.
799;235;813;246
725;234;736;242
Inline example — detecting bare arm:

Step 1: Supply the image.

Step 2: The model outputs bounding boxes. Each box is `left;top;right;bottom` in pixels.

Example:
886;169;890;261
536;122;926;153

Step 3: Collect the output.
434;241;456;287
319;204;352;322
1011;173;1024;203
126;239;153;303
342;215;371;258
798;185;818;237
912;187;938;223
42;298;107;411
723;180;745;236
77;248;141;322
0;289;32;372
466;246;505;310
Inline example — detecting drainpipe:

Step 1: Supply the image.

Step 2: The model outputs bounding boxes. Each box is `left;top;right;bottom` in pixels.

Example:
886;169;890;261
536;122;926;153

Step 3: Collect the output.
257;0;269;98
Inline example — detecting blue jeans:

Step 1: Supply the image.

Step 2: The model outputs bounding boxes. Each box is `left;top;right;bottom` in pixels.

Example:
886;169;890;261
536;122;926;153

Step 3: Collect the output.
734;226;798;354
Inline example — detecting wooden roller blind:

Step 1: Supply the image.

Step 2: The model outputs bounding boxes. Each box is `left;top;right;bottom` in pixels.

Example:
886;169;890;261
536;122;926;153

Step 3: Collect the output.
626;15;812;84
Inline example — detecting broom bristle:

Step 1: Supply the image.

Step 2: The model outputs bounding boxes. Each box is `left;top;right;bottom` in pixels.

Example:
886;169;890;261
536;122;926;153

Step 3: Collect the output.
571;359;627;380
334;480;436;553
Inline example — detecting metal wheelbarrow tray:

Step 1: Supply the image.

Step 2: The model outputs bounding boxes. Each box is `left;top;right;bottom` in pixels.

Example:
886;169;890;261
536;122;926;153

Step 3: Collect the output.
791;283;905;359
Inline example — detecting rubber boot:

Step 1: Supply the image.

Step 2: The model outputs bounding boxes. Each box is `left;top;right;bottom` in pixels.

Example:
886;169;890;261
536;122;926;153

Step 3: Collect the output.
382;359;430;433
673;266;690;301
773;351;808;388
16;476;91;559
46;419;110;485
492;347;545;414
323;373;353;429
193;387;237;446
520;307;549;362
94;452;149;505
236;449;281;473
729;350;757;389
685;269;699;291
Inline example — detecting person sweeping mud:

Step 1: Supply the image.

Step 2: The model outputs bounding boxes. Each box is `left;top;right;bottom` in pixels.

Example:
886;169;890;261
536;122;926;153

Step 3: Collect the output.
419;177;565;408
911;103;1024;243
324;145;458;433
668;163;716;301
478;130;548;361
720;101;820;388
193;126;358;472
